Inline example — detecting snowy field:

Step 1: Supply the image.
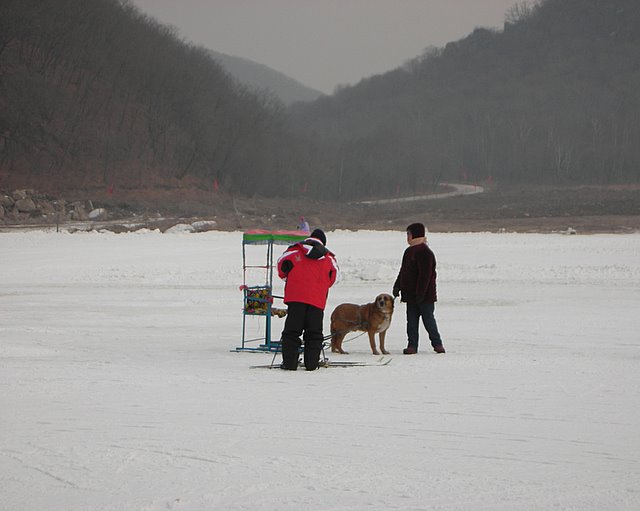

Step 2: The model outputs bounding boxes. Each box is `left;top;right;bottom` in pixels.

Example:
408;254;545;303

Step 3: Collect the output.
1;229;639;511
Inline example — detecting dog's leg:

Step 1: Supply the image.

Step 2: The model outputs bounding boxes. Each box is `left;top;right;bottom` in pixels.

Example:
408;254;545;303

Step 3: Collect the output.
368;331;379;355
330;329;338;353
331;330;347;354
336;333;348;354
379;330;389;355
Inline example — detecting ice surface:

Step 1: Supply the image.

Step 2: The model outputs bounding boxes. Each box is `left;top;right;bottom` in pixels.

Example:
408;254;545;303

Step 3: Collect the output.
1;230;639;510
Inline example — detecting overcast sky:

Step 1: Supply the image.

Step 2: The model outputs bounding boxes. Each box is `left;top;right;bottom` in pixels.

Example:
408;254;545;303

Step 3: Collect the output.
131;0;519;94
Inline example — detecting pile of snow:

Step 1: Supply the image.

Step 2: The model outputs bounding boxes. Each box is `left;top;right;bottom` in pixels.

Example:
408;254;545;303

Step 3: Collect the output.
88;207;107;220
164;222;195;233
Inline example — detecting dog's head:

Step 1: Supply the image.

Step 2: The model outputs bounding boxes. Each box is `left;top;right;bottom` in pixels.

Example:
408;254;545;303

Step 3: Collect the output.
375;293;394;313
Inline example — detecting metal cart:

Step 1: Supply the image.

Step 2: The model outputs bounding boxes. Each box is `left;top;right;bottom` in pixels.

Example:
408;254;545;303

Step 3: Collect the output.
234;229;308;352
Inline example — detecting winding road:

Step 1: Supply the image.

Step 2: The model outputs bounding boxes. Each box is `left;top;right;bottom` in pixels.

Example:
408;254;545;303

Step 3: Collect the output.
357;183;484;205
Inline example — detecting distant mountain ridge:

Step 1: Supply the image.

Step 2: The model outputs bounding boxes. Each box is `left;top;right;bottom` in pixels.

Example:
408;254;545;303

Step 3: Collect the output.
208;50;324;106
4;0;639;202
288;0;640;198
0;0;319;197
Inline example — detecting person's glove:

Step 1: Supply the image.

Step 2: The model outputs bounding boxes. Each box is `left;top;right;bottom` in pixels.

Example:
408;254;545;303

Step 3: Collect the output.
281;260;293;273
307;241;328;258
392;286;400;298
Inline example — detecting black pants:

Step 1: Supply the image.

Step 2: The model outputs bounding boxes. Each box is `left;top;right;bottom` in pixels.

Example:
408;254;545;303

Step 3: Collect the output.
281;302;324;370
406;301;443;349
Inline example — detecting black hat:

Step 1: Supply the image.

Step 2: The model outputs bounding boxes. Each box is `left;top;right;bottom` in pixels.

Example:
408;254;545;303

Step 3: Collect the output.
407;222;426;238
310;228;326;245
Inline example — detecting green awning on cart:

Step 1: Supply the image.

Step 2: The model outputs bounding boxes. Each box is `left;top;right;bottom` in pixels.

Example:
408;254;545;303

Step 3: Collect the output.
242;229;309;245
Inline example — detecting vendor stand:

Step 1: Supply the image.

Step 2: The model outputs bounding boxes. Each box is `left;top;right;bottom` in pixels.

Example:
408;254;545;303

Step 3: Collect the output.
234;229;308;352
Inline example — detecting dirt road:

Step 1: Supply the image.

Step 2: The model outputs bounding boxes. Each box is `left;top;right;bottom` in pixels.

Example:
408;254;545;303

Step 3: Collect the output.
357;183;484;205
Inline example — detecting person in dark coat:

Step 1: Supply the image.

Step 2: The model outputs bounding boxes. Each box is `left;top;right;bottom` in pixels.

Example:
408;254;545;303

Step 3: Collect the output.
392;222;445;354
277;228;339;370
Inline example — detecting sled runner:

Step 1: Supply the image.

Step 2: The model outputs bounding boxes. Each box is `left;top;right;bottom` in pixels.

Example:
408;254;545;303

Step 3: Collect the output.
250;356;393;369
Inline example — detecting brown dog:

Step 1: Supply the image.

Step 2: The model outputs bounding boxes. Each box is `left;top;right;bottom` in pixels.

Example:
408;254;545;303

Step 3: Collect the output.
330;293;394;355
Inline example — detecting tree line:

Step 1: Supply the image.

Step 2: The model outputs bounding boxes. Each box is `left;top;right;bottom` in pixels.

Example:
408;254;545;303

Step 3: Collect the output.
289;0;640;199
0;0;324;196
1;0;639;201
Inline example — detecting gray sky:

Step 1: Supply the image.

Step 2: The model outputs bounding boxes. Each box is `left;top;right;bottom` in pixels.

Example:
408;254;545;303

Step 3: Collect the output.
131;0;519;94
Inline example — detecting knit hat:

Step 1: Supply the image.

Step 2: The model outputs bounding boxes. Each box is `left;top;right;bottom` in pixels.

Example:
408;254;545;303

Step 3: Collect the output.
406;222;426;238
310;228;326;245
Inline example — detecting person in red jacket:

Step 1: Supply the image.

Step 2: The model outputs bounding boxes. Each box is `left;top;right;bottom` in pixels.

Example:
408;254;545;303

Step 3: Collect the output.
393;222;446;354
277;228;338;370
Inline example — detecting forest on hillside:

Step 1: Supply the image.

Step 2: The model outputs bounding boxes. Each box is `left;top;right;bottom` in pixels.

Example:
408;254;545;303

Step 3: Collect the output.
1;0;639;201
289;0;640;199
0;0;323;196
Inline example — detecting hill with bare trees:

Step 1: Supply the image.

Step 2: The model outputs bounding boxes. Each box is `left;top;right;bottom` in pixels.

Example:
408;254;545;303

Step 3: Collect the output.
208;50;323;106
0;0;316;197
289;0;640;199
1;0;639;206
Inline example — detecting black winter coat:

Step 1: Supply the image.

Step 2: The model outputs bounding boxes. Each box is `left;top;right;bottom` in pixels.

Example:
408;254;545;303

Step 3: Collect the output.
393;243;438;303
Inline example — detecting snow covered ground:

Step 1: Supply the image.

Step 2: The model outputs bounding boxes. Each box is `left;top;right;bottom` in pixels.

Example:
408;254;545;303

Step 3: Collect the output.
1;229;639;511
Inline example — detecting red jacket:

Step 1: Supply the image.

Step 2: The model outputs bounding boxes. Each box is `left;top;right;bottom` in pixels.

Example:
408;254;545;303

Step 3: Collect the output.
393;242;438;303
277;238;338;310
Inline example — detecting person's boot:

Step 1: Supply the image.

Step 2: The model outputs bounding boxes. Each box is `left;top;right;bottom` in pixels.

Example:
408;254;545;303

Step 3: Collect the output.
281;340;300;370
403;345;417;354
304;349;321;371
433;344;446;354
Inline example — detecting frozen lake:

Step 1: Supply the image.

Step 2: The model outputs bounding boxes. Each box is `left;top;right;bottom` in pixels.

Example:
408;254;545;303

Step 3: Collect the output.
1;229;639;510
